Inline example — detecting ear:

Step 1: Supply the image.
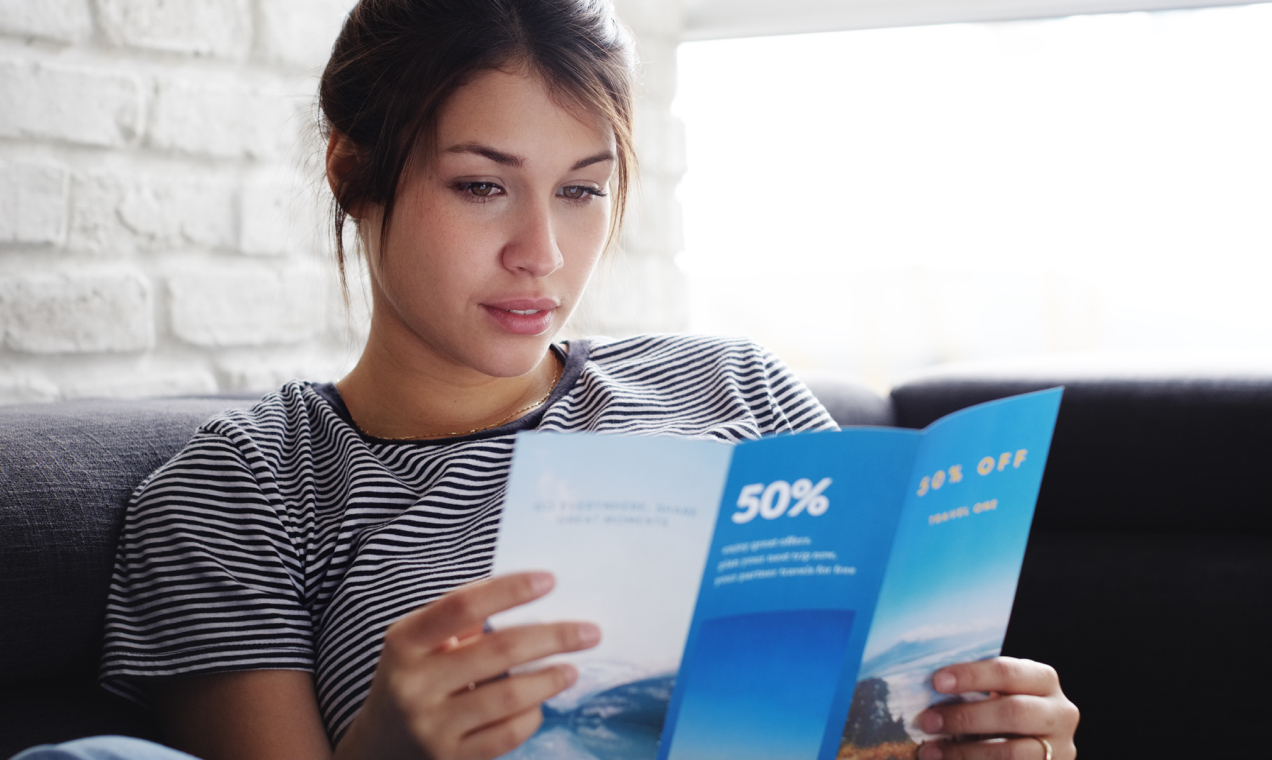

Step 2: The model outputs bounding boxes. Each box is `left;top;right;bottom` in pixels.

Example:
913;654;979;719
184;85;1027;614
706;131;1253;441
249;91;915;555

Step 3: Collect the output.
326;130;363;219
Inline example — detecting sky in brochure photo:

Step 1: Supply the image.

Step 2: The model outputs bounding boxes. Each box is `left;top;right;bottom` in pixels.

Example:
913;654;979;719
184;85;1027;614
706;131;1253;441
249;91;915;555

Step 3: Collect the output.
861;393;1057;663
494;391;1061;759
494;433;731;692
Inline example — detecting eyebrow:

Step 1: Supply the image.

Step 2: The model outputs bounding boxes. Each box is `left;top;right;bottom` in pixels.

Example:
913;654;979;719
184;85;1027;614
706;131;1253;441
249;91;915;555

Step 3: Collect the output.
443;143;615;171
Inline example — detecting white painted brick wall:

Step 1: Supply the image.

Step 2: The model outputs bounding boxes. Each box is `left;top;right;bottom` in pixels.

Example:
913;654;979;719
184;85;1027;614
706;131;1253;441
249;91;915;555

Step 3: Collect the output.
0;161;68;244
257;0;354;69
167;263;327;347
96;0;252;58
0;0;689;404
147;77;296;159
0;0;93;43
68;171;240;253
0;272;153;353
575;0;690;336
0;61;142;146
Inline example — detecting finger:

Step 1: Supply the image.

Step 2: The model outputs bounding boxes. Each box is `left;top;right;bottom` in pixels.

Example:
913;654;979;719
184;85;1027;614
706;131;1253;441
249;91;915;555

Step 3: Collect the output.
932;657;1060;697
919;694;1060;738
448;663;578;737
435;621;600;694
438;621;489;653
919;736;1060;760
390;572;555;651
456;704;545;760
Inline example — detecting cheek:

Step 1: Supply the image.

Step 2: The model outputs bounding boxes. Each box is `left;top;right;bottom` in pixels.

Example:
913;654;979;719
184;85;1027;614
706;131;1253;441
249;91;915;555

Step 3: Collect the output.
386;201;484;279
563;203;611;267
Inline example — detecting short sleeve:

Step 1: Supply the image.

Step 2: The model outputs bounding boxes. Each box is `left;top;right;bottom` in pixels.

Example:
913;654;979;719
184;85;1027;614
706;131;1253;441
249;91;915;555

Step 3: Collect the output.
755;344;840;435
100;427;315;704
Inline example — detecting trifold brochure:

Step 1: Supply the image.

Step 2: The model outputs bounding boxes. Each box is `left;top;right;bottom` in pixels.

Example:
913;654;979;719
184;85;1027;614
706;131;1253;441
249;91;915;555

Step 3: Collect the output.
491;388;1062;760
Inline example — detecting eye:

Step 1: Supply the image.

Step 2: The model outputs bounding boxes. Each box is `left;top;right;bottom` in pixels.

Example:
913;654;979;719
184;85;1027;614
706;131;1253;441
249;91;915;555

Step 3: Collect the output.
559;185;607;202
456;181;504;199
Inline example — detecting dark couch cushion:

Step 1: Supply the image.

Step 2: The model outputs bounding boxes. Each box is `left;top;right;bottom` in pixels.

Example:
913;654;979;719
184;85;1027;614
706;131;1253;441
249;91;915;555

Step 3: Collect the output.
890;358;1272;759
890;358;1272;535
800;374;895;427
1002;531;1269;758
0;674;165;759
0;397;258;687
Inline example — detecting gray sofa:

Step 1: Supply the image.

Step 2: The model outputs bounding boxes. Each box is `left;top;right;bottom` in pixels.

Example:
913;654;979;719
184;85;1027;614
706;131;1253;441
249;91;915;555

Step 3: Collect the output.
3;364;1269;759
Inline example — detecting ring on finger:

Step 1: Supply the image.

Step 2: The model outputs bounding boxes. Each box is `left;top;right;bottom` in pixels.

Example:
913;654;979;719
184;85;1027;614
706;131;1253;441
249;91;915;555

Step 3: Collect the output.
1034;736;1052;760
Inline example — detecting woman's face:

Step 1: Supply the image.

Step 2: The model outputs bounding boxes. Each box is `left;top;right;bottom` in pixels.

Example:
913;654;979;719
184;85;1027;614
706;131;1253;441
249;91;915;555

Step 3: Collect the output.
365;66;615;379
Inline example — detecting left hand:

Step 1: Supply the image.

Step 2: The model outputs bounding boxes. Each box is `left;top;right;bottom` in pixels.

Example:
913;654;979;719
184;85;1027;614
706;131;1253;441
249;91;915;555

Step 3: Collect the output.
915;656;1079;760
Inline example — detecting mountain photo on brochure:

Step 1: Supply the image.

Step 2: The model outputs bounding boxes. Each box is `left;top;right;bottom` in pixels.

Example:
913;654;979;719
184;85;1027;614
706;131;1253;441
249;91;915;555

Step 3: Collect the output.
839;389;1061;760
489;389;1062;760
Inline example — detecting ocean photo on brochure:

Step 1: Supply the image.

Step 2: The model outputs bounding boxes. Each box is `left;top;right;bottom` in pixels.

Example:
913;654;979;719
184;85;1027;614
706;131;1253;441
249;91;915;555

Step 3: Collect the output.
490;388;1061;760
491;433;733;760
839;389;1062;760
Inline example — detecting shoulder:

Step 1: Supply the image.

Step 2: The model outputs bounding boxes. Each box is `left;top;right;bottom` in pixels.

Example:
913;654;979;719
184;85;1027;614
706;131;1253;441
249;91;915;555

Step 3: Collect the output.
582;333;776;374
130;380;349;502
199;380;339;443
551;334;837;438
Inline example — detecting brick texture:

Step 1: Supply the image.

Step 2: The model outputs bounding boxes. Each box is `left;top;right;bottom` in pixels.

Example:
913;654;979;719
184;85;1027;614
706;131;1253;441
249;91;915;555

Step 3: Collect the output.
0;273;154;353
239;177;293;255
0;61;142;147
69;171;239;253
0;161;68;245
95;0;251;58
0;375;61;404
63;369;219;400
168;265;328;347
0;0;93;42
257;0;355;69
0;0;688;402
146;77;295;159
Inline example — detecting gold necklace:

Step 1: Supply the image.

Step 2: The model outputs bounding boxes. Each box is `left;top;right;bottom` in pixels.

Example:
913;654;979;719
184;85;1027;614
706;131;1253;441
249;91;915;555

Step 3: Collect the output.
371;358;563;441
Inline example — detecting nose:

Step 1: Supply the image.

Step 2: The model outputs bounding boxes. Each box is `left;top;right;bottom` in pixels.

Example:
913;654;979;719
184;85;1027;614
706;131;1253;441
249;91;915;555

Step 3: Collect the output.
501;199;564;277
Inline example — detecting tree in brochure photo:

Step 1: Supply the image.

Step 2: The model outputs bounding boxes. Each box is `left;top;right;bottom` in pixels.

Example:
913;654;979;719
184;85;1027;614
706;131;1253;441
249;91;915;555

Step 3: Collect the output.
490;389;1063;760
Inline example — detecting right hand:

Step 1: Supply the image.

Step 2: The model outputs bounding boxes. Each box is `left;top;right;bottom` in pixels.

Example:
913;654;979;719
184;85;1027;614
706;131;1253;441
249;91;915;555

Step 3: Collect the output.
335;571;600;760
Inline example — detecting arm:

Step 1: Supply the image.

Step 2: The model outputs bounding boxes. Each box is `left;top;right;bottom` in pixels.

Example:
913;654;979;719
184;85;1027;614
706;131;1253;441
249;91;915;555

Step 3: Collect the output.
153;572;597;760
153;670;332;760
916;657;1080;760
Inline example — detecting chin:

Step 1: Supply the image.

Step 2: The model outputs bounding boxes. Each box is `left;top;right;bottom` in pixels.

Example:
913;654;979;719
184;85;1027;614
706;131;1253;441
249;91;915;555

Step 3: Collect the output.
468;336;557;379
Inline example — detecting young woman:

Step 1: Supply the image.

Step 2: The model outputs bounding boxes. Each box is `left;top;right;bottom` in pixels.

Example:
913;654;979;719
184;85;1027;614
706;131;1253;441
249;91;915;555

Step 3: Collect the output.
17;2;1078;760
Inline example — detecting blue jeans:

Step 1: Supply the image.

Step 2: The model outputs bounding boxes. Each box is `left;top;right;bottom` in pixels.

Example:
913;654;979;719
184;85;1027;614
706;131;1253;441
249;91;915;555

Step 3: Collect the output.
8;736;197;760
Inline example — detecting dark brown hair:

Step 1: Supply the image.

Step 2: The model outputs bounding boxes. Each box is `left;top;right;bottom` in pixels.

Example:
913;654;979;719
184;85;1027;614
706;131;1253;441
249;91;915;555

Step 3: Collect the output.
319;0;636;293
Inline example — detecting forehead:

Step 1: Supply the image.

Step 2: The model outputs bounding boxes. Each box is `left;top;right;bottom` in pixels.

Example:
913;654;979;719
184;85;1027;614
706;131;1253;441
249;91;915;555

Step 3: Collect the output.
435;67;614;155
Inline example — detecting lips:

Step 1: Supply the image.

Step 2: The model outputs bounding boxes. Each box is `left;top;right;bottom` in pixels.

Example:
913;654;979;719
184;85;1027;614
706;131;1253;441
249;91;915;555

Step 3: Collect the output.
482;298;559;336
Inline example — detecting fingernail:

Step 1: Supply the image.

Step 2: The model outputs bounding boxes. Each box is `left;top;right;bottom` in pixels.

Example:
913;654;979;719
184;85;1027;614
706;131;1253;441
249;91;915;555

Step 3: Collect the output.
528;571;555;595
933;671;956;692
918;709;943;733
577;622;601;647
918;742;942;760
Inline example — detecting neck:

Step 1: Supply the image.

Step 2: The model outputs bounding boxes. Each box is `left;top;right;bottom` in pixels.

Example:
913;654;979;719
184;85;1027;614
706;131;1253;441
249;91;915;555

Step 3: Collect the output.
337;338;561;440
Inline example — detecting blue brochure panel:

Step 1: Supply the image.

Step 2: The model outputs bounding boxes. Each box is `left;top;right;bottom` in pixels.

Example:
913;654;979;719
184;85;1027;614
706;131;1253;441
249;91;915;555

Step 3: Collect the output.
660;429;921;760
840;388;1062;757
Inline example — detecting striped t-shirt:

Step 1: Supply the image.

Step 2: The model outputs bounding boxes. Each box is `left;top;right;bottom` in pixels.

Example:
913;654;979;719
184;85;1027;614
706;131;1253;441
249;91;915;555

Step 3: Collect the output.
100;334;837;742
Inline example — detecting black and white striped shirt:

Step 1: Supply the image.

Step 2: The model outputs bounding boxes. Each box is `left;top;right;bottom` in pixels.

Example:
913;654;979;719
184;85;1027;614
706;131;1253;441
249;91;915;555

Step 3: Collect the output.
100;334;837;741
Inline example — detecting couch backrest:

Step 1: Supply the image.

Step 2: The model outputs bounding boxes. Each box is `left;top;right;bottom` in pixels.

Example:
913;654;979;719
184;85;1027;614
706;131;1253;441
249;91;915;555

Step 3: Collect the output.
0;380;891;755
890;366;1272;535
889;359;1272;759
1;397;260;686
0;378;890;686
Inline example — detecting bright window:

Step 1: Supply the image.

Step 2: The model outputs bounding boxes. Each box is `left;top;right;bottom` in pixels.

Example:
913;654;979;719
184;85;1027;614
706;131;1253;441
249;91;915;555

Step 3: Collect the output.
674;3;1272;388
